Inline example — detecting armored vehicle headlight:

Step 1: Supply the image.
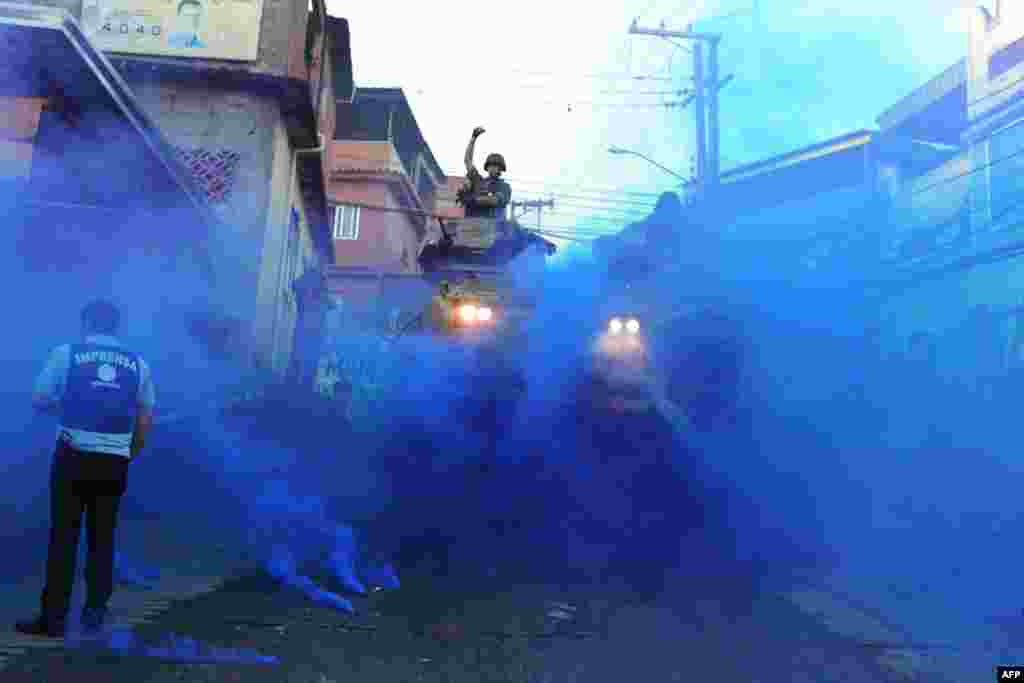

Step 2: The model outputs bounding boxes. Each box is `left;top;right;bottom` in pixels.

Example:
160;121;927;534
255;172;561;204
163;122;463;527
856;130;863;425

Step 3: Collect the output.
458;304;478;323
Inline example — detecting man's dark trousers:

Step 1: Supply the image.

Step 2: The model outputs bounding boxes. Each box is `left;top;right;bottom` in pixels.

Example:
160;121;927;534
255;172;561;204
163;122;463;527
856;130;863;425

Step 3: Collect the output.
40;443;127;625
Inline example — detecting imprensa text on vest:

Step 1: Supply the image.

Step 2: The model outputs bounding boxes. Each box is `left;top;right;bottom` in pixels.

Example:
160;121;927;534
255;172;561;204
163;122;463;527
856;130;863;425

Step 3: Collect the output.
73;350;137;373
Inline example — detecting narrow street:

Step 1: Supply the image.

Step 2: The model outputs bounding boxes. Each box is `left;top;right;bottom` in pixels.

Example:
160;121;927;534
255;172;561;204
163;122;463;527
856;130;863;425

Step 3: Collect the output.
3;1;1024;681
0;562;960;682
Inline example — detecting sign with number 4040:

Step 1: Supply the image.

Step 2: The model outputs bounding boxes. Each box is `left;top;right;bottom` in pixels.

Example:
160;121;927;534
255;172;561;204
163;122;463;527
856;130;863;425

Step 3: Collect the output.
79;0;265;62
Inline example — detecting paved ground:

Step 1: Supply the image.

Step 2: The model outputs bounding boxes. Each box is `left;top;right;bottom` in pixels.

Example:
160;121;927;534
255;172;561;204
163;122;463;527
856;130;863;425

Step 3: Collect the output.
0;487;999;682
0;555;977;683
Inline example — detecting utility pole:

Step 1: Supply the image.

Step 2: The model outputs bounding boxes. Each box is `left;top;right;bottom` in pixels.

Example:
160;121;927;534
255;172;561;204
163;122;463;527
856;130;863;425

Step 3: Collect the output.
510;198;554;229
694;40;706;191
629;19;728;201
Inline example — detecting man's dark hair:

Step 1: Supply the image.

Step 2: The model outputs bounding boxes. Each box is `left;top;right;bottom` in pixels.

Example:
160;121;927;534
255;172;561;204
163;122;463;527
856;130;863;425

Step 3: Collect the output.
81;299;120;334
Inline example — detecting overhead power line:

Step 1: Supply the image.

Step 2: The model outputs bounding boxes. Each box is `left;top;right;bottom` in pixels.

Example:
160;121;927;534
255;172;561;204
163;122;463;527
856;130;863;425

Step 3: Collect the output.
411;83;691;96
325;152;678;203
325;150;679;201
514;190;658;208
407;91;691;108
504;179;679;197
506;67;674;82
322;196;633;234
543;203;649;217
798;132;1024;252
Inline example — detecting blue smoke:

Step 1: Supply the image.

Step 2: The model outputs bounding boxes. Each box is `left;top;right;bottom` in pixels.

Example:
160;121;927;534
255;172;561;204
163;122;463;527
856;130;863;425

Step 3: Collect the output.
67;627;278;665
266;544;355;613
114;552;162;588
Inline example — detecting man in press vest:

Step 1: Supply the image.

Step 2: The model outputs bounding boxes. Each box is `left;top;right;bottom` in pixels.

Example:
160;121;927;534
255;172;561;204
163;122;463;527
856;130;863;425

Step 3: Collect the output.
16;299;156;637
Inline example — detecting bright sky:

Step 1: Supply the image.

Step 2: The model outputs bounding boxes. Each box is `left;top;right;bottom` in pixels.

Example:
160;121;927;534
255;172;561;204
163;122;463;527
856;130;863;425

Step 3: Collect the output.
323;0;986;253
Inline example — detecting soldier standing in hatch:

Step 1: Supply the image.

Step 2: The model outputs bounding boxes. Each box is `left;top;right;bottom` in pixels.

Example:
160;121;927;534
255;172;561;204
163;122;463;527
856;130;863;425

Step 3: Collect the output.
16;300;155;638
461;126;511;222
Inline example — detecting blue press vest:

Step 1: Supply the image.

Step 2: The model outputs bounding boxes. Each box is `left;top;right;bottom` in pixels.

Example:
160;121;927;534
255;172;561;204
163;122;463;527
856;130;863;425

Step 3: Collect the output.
59;343;141;457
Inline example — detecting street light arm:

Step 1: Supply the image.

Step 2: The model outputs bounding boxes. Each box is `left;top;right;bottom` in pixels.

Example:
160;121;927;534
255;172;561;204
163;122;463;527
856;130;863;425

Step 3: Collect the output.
610;147;691;184
629;21;721;42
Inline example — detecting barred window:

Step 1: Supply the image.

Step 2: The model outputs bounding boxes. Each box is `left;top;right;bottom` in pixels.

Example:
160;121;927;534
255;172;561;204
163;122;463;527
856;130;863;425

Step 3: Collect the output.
333;204;360;240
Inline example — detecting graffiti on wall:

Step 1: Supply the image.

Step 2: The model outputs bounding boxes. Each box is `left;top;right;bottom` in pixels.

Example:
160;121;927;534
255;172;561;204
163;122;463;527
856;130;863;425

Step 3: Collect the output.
173;147;241;203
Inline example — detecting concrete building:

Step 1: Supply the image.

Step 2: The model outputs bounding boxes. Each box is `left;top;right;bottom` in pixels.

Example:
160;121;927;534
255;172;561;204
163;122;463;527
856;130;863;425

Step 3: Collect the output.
325;87;446;316
711;130;883;270
865;4;1024;388
0;0;351;385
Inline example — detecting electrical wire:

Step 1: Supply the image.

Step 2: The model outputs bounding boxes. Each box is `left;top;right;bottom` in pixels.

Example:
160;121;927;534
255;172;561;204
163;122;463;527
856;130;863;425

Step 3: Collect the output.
534;231;592;244
502;179;679;197
870;221;1024;299
883;187;1024;270
780;131;1024;252
406;91;690;108
506;67;674;82
325;152;681;202
907;145;1024;199
324;198;636;239
513;190;660;208
966;69;1024;110
412;83;691;96
540;204;651;217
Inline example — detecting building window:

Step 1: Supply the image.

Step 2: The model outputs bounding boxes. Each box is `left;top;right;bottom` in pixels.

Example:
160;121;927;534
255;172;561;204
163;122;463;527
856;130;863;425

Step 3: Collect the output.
333;204;360;240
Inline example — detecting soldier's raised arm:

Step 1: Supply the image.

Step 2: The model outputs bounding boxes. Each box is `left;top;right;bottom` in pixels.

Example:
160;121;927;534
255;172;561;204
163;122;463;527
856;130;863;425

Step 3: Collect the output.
465;126;485;175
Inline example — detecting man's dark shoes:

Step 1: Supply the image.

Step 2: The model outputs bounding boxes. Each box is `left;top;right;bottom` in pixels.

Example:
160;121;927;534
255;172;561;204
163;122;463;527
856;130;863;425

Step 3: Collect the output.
80;607;107;635
15;615;65;638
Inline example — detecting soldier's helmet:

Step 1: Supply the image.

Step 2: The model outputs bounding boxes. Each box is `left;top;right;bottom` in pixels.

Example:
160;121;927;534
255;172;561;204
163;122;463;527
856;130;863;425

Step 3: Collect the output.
484;153;506;173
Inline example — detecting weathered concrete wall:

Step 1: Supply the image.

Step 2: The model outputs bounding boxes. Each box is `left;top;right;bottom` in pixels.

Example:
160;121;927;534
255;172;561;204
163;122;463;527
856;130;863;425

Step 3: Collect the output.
382;179;423;273
127;79;325;379
873;6;1024;388
126;80;278;328
266;162;316;375
252;114;295;370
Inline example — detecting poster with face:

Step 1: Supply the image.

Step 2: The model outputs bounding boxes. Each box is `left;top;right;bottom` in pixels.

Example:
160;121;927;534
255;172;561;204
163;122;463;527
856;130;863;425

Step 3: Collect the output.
168;0;205;48
81;0;264;61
